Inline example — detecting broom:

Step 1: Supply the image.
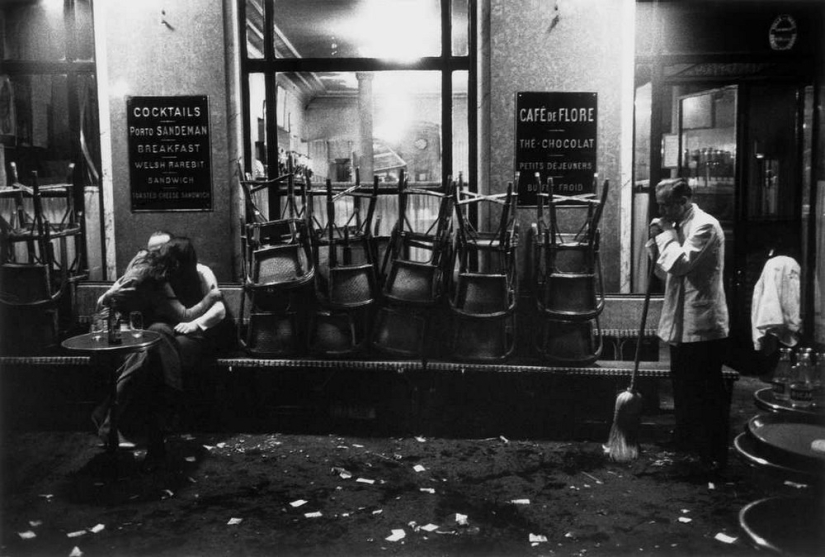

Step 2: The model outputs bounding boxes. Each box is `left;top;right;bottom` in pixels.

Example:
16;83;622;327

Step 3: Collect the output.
606;262;655;462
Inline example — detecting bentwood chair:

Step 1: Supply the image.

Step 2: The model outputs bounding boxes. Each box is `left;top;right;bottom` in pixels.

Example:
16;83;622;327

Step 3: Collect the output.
531;175;609;365
372;171;454;359
0;262;64;355
448;179;519;362
237;160;315;356
307;174;379;356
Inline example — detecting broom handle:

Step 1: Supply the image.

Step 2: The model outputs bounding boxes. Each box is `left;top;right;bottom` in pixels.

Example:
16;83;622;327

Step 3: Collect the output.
630;260;656;391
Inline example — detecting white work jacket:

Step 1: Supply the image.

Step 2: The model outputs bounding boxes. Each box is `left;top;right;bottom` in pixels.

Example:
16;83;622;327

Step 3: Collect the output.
646;204;729;345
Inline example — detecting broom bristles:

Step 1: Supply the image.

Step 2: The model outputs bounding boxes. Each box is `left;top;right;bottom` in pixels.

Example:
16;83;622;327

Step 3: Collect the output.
606;388;643;462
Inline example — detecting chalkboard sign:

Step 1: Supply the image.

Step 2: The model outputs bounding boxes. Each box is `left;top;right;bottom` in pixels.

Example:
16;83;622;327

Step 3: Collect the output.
515;92;597;206
127;96;212;212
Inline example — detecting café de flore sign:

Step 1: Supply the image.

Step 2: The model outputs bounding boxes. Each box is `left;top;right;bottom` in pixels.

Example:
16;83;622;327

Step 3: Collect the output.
127;96;212;212
515;92;597;206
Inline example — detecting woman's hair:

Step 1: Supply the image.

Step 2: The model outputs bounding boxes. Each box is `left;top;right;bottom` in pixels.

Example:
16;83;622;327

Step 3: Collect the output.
162;236;202;307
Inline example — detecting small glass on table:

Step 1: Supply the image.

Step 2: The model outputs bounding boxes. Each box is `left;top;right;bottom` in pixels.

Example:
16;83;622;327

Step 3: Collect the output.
129;311;144;338
90;314;106;341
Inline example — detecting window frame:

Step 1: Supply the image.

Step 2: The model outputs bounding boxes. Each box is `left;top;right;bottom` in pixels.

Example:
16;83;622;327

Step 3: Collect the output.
2;0;98;277
238;0;477;207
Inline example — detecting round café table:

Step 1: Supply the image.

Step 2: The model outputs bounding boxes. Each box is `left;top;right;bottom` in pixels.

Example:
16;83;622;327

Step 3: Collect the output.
62;330;161;457
753;387;825;419
734;413;825;555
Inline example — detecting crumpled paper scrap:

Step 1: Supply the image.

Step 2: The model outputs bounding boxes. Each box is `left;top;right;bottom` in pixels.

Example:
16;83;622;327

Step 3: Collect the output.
529;533;548;543
715;533;737;544
455;513;469;526
69;547;83;557
18;531;36;540
290;499;308;508
227;518;243;525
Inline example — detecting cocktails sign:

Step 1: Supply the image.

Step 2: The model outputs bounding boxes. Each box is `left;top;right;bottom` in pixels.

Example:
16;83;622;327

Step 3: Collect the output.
127;96;212;212
515;92;597;206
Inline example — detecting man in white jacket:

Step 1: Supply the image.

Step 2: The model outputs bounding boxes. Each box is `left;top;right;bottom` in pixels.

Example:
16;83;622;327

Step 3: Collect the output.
647;178;730;474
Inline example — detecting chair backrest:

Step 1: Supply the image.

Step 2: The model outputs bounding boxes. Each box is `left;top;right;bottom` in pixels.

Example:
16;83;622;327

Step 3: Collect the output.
0;263;55;304
537;176;609;248
380;171;454;278
251;243;313;287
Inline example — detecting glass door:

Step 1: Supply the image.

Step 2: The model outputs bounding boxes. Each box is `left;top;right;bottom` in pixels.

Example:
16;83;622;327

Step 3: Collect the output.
677;85;737;299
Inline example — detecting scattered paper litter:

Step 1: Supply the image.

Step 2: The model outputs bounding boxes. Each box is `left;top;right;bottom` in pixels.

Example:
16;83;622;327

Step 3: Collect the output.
353;444;364;448
455;513;469;526
290;499;308;508
69;547;83;557
386;529;406;542
18;531;36;540
67;530;87;538
421;524;439;532
715;533;737;544
708;482;716;490
372;509;383;515
227;518;243;525
415;436;427;442
203;444;215;450
216;442;226;448
784;480;808;489
29;520;42;527
529;534;548;543
89;524;105;534
413;464;426;473
681;509;690;514
304;512;322;518
511;499;530;505
185;456;196;463
420;487;435;494
678;517;692;523
356;478;375;484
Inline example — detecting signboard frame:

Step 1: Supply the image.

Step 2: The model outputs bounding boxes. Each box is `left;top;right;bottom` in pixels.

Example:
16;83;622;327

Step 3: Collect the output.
514;92;598;206
126;95;213;213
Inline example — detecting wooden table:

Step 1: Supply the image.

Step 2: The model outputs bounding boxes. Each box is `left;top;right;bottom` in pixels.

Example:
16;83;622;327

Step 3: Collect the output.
61;331;161;454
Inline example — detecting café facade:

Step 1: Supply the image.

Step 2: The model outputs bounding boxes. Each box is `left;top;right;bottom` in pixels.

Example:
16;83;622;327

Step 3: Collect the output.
2;0;824;359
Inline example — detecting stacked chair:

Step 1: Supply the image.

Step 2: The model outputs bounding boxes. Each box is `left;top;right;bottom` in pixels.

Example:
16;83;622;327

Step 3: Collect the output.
307;173;380;356
448;178;519;362
531;175;609;365
0;164;84;354
372;171;454;359
238;160;315;356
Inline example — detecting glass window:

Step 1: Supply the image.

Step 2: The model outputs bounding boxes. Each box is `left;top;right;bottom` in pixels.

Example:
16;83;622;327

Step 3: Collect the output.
1;0;99;278
272;0;442;59
241;0;474;201
2;0;67;62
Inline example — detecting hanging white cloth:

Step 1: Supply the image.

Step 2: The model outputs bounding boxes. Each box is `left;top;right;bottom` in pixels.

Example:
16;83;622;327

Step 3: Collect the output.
751;255;801;350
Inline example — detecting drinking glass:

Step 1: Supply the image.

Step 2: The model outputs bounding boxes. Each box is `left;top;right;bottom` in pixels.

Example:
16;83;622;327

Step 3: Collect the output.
90;315;105;341
129;311;144;338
